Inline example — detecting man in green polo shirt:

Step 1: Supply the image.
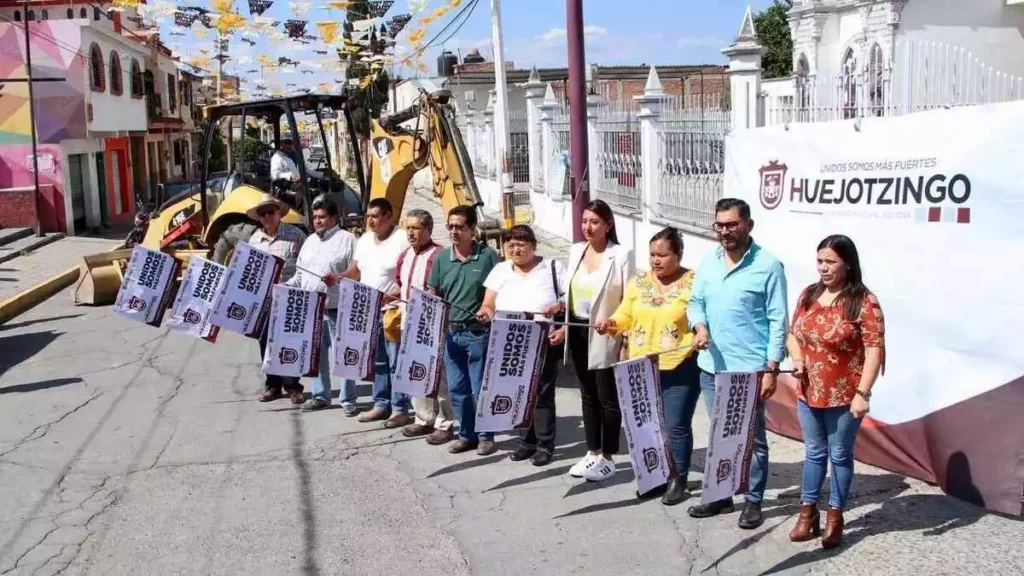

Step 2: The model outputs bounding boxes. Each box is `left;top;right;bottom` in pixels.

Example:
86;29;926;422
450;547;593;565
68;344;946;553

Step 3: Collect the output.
427;205;501;456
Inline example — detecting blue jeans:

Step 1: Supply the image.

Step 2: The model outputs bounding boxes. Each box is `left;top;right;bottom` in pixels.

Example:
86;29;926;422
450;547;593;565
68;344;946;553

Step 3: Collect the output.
661;356;701;483
797;400;863;509
372;328;409;413
444;329;491;442
312;311;356;406
700;370;769;503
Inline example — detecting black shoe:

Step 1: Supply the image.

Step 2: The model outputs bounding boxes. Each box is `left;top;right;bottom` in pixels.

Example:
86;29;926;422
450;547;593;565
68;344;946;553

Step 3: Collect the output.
530;449;553;467
510;445;537;462
687;498;735;518
737;501;764;530
661;478;690;506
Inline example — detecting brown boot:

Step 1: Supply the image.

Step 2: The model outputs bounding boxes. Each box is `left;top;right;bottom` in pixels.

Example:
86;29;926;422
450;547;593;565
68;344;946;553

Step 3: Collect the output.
821;507;844;549
788;503;821;542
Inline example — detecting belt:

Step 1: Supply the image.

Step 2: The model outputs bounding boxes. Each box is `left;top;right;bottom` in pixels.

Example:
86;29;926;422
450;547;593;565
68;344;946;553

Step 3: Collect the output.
449;321;487;333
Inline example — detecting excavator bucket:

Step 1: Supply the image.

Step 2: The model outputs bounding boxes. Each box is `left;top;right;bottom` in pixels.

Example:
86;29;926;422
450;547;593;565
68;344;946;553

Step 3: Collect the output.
72;248;133;306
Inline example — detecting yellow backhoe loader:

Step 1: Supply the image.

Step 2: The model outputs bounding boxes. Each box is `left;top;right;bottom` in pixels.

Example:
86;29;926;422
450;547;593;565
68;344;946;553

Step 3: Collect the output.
73;89;505;306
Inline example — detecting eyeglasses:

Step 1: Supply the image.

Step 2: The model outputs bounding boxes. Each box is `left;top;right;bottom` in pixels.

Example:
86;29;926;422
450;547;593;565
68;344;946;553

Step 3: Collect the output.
712;221;742;232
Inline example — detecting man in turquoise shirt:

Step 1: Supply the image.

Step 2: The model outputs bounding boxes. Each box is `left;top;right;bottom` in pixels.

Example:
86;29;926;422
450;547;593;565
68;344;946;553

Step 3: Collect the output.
687;198;789;529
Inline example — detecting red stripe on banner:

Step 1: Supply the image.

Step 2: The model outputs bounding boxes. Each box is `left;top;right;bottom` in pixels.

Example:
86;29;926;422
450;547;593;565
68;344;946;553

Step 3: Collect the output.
928;207;942;222
958;207;971;224
516;324;550;430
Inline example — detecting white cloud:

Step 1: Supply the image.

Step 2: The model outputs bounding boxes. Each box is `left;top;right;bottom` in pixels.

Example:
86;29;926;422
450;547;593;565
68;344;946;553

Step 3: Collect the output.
537;28;567;42
677;36;727;48
584;25;608;37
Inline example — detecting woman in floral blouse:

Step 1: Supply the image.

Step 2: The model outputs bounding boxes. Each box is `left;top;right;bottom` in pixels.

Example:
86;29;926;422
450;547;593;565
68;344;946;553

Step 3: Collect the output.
595;227;698;506
786;234;885;549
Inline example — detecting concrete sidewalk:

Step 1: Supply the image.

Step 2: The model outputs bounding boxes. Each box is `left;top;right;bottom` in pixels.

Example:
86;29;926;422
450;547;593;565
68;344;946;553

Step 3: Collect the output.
0;236;121;303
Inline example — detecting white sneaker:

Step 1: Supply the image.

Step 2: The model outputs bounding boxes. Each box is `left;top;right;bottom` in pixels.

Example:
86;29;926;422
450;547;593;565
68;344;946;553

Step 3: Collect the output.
568;454;598;478
583;458;616;482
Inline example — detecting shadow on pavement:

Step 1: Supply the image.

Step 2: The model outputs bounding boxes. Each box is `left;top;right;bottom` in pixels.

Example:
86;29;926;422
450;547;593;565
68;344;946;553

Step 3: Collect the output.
0;314;83;332
289;411;321;576
0;330;61;375
0;376;83;395
427;452;509;478
552;490;662;519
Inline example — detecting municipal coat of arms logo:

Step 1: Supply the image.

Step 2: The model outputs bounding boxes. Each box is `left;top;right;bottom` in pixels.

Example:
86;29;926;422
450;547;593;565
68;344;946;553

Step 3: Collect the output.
343;347;360;366
716;458;733;484
227;302;247;320
490;395;512;415
279;347;298;364
183;309;202;324
759;160;787;210
643;447;660;473
408;361;427;381
128;296;147;311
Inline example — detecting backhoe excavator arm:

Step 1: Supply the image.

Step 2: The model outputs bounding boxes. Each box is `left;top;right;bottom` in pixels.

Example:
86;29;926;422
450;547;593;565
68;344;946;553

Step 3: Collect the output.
368;90;501;240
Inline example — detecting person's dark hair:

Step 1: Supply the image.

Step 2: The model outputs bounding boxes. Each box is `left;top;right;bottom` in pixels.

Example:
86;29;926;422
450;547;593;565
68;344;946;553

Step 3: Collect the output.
715;198;751;220
367;197;393;216
799;235;869;321
650;227;683;258
310;195;338;219
448;205;478;229
507;225;537;246
582;199;619;245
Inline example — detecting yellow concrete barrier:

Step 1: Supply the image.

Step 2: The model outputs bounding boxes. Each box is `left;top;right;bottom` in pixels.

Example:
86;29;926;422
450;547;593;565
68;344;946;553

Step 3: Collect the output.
0;266;81;326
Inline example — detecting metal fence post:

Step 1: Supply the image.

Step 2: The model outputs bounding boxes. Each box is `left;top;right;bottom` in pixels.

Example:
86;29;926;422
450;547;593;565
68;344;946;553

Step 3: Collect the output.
538;85;558;197
585;95;604;205
524;68;545;193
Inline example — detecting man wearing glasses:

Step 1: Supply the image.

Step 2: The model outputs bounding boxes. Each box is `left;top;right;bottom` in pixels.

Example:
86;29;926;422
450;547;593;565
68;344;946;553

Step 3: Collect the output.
426;206;500;455
246;193;307;404
686;198;789;529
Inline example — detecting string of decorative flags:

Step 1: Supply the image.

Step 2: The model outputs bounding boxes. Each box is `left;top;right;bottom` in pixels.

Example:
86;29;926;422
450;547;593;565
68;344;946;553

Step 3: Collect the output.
114;240;789;502
104;0;469;103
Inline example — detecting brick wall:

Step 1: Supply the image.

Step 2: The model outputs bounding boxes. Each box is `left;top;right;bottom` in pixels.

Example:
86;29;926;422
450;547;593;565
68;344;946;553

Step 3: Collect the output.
0;189;38;229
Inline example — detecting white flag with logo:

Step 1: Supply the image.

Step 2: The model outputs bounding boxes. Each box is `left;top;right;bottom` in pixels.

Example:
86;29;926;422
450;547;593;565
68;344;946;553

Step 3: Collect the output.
166;257;227;342
209;242;283;338
701;371;760;504
263;285;326;377
332;279;383;381
392;288;447;398
475;312;549;433
614;355;674;496
113;245;180;327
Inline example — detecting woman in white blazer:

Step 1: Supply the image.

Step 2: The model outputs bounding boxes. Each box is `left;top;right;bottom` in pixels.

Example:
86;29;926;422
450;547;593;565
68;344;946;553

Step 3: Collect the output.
546;200;634;482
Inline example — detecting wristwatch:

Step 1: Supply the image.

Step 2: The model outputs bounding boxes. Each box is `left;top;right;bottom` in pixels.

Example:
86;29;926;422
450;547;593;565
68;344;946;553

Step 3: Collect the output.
855;389;872;401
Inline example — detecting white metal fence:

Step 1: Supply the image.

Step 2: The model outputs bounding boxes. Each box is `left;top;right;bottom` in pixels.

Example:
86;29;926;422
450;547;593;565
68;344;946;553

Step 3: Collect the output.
547;102;571;198
657;103;731;234
508;107;531;204
764;39;1024;126
593;101;643;213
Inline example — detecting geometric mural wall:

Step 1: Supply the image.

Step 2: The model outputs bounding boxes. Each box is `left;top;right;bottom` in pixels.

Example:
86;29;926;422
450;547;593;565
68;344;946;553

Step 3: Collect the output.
0;21;87;145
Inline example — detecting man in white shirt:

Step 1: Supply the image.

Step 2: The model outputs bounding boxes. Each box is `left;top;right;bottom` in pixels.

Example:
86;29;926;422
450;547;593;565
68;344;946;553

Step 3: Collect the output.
270;136;322;182
345;198;411;427
286;195;359;414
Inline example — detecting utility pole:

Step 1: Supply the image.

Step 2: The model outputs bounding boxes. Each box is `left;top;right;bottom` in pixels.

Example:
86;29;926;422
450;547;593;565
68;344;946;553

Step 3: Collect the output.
490;0;514;226
566;0;590;242
24;3;42;237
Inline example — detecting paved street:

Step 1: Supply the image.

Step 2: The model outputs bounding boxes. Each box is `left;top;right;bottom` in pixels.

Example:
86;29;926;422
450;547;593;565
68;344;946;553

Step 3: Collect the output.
1;193;1022;575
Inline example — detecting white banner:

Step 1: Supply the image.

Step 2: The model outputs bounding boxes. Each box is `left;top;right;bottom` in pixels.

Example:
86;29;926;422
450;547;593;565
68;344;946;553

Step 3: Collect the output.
392;288;447;398
476;312;549;433
613;355;674;496
263;285;326;377
332;279;383;382
113;246;180;327
209;243;283;338
701;372;759;504
166;257;227;342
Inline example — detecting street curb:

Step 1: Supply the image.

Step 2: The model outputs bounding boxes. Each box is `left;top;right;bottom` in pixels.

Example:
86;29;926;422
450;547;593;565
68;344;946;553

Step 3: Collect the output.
0;266;80;327
0;233;67;265
0;228;33;248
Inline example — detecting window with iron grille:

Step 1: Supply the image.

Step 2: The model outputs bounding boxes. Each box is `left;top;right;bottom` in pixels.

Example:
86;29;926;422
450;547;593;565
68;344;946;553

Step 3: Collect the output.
130;60;143;98
89;44;105;92
109;52;123;95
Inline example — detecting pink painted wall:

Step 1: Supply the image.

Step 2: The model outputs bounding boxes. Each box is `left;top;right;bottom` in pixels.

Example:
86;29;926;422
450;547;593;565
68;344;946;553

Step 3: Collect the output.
0;144;67;233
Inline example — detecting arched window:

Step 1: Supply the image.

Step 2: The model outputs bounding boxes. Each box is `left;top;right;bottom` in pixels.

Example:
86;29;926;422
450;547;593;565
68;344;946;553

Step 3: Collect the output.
89;44;106;92
26;9;34;21
41;9;48;20
795;54;811;121
93;7;101;21
67;8;74;19
840;48;858;119
80;8;88;19
130;59;144;98
13;10;20;22
109;52;123;95
867;43;886;116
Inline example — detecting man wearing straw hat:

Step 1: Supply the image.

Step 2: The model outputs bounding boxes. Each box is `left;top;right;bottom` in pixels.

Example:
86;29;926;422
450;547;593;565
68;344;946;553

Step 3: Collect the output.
246;193;307;403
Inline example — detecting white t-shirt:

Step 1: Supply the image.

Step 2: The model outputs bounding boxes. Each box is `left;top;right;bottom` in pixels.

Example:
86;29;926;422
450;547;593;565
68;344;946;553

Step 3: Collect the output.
484;257;568;321
354;226;410;292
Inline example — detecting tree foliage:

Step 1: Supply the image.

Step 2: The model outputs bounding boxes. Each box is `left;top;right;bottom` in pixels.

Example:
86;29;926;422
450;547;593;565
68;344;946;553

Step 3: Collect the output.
754;1;794;79
197;119;226;172
341;0;390;137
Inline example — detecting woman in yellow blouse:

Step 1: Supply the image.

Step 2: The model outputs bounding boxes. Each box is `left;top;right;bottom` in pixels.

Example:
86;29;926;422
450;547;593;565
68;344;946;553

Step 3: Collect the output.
595;227;699;506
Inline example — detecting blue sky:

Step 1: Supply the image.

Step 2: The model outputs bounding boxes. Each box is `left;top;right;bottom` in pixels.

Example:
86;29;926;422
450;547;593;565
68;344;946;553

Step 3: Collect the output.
159;0;778;95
